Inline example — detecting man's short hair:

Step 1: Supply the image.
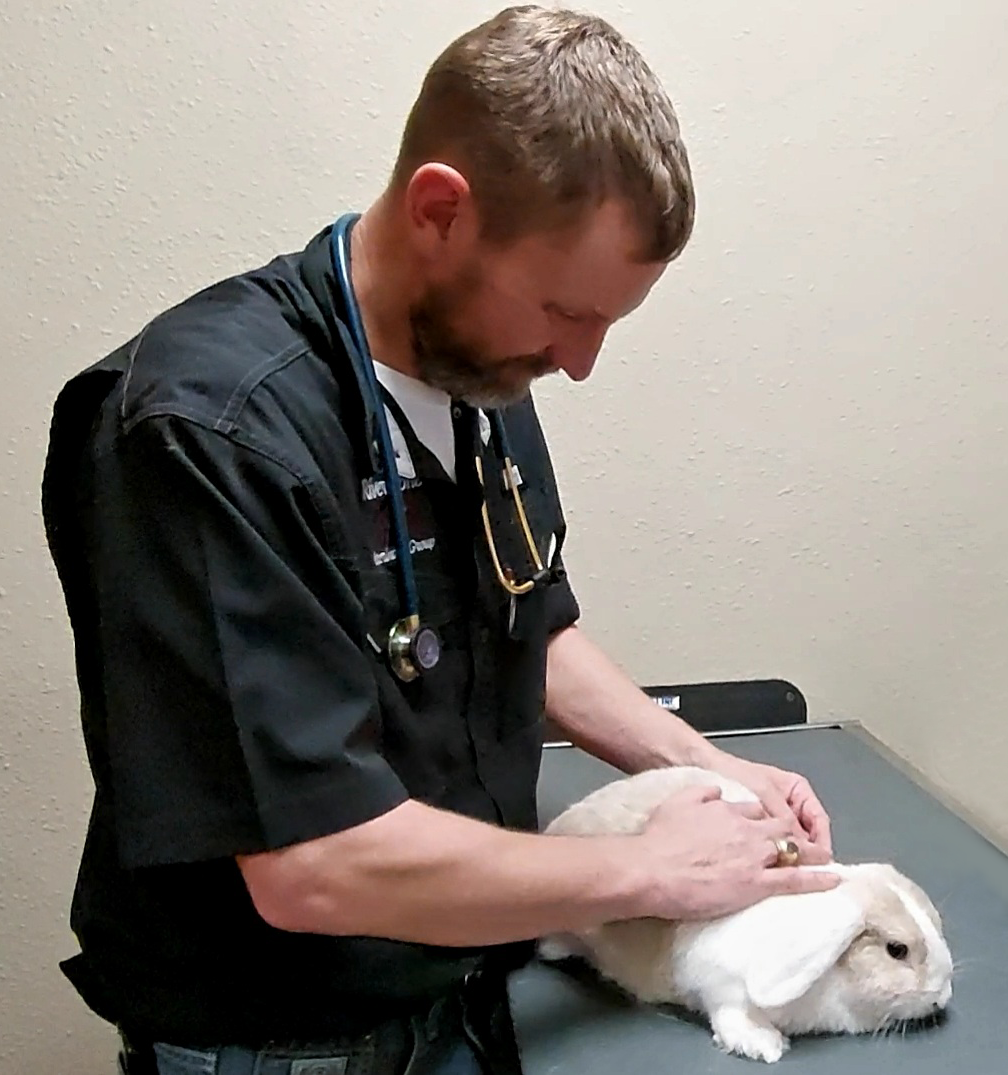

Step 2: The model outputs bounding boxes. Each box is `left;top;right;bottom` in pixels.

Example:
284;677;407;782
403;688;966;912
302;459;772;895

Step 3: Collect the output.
392;4;695;262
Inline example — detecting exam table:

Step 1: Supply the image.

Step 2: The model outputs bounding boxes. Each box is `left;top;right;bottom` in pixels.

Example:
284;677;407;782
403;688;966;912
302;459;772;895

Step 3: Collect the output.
510;683;1008;1073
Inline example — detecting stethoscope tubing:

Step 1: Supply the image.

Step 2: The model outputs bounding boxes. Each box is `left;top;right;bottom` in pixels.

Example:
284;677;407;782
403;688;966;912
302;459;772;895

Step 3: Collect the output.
331;213;421;619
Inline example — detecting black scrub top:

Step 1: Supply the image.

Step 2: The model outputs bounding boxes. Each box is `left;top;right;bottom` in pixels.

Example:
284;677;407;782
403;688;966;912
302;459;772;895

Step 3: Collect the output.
41;223;581;1048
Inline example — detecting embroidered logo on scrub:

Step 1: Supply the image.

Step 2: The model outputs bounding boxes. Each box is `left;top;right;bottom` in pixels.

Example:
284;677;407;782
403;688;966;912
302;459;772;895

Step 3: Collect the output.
361;406;441;567
360;474;437;567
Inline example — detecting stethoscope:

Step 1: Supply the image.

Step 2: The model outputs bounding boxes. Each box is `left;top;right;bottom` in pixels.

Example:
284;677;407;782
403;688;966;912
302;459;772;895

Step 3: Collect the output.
330;212;559;683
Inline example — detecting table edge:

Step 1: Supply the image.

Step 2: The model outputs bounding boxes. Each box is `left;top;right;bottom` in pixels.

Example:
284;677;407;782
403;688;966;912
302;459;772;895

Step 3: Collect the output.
543;718;1008;858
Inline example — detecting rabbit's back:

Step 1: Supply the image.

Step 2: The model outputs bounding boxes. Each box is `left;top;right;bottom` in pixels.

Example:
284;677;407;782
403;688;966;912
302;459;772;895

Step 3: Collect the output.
544;765;757;838
541;766;755;1003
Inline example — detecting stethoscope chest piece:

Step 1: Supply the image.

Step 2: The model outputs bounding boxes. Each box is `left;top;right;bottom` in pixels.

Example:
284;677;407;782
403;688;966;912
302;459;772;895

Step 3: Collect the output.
388;614;441;683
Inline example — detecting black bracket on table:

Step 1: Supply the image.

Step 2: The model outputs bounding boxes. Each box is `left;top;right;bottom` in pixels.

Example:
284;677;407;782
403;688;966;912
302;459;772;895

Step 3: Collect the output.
544;677;808;742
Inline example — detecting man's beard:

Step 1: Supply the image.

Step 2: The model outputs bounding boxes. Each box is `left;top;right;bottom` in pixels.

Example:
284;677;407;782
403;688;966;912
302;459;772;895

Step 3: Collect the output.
408;279;556;408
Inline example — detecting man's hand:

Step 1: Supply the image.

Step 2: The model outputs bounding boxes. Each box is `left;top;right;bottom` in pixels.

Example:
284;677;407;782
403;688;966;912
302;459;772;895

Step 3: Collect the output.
635;784;840;922
542;630;835;859
702;751;834;857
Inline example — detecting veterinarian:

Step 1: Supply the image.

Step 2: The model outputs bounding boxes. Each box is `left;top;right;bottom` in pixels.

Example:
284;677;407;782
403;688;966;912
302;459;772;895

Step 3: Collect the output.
41;7;839;1075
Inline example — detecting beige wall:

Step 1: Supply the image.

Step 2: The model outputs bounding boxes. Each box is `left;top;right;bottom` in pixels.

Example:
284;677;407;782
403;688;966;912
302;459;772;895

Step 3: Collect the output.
2;1;1006;1070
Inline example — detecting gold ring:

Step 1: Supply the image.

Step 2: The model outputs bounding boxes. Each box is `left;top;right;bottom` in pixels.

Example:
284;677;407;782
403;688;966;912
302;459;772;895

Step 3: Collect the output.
774;837;801;868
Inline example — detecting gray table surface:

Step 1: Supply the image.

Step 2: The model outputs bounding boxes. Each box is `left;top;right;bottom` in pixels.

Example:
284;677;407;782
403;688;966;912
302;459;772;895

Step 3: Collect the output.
510;723;1008;1073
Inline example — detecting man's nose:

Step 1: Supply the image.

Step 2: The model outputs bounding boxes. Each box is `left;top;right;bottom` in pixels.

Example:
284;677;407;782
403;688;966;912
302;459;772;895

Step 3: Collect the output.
554;326;607;382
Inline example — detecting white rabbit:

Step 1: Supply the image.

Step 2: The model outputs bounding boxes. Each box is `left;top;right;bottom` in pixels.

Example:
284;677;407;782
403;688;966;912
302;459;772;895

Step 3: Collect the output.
540;765;954;1063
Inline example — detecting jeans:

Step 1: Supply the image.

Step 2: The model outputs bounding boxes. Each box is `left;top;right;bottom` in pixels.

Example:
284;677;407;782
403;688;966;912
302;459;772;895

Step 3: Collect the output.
146;1011;485;1075
119;971;519;1075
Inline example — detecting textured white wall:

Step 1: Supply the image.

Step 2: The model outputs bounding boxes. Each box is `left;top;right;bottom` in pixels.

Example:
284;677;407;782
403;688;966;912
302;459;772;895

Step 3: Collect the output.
1;1;1006;1071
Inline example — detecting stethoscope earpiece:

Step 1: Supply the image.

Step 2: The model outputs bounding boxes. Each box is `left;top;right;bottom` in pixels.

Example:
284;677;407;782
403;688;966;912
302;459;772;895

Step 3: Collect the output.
388;615;442;683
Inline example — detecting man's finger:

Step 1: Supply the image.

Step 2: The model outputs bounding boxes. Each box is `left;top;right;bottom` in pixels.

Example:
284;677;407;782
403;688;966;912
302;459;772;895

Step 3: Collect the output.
755;822;831;867
753;816;797;841
805;809;833;855
819;815;834;856
792;837;833;866
657;785;723;812
767;783;830;849
676;784;726;807
756;786;798;827
791;786;834;854
762;867;842;896
815;809;833;854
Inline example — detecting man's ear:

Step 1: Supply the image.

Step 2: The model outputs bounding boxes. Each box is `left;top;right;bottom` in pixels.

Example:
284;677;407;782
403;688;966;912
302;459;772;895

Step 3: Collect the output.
742;887;866;1009
404;163;471;242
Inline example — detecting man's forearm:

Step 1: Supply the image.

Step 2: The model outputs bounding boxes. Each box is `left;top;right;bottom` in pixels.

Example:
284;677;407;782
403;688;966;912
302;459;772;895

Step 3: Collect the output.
544;625;719;773
238;798;655;946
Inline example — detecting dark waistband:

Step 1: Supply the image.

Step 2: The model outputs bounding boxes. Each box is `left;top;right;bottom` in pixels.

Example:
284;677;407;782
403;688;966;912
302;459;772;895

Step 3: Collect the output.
119;969;521;1075
121;995;442;1073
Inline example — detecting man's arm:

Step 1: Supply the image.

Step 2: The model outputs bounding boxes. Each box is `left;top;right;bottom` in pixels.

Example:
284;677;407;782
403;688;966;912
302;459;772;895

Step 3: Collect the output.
237;632;843;945
543;625;834;852
237;631;840;945
543;624;719;773
240;799;643;945
238;786;837;947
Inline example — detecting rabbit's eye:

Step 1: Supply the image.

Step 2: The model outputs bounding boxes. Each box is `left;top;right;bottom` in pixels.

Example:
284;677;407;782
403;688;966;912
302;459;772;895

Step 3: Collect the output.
886;941;909;960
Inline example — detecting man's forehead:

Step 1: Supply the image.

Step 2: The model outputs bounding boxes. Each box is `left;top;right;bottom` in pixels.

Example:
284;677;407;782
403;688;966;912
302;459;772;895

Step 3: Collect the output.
496;223;665;319
545;254;665;322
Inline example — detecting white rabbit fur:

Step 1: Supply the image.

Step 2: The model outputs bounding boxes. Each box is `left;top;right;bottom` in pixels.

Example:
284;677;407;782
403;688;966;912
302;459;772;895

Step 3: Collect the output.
540;765;954;1063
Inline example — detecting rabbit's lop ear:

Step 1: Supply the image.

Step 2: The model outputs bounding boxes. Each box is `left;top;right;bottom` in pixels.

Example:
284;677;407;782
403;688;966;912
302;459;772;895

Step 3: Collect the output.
744;887;865;1009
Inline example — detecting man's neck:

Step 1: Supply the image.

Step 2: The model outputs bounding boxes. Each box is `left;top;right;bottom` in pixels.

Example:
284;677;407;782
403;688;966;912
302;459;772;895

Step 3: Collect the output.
349;198;423;380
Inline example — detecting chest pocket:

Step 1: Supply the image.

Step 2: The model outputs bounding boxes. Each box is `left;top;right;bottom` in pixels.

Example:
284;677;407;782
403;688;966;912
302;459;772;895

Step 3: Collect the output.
353;486;478;805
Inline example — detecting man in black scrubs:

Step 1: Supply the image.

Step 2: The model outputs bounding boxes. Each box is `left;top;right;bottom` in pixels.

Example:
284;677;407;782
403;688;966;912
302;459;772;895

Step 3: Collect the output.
42;6;838;1074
